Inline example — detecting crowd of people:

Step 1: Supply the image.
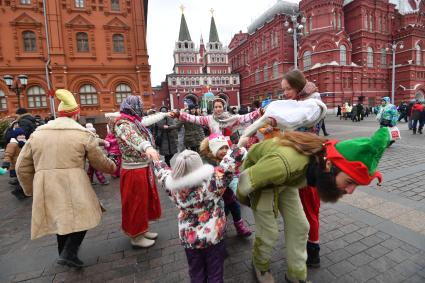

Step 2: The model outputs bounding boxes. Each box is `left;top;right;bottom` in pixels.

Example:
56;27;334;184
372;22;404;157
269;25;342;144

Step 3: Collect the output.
1;69;399;283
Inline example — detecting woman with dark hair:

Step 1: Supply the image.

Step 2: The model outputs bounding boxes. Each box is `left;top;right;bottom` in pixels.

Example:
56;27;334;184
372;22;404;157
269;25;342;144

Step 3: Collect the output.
237;128;391;283
175;97;263;137
113;95;171;248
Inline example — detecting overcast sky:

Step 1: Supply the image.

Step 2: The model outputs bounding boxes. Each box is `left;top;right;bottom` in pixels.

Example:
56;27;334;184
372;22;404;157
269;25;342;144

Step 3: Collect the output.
147;0;300;86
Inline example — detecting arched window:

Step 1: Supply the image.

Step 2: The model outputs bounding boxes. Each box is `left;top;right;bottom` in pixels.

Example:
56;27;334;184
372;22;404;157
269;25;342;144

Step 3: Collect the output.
381;48;387;68
76;32;89;52
340;45;347;66
111;0;120;11
113;34;125;53
0;90;7;110
75;0;84;8
115;83;131;104
20;0;31;4
264;65;269;81
273;61;279;79
23;31;37;52
367;47;374;68
303;51;312;70
27;86;47;108
416;44;422;65
79;84;98;105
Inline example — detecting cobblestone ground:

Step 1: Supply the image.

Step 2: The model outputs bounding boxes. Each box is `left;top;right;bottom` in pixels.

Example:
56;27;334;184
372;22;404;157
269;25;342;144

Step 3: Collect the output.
0;116;424;283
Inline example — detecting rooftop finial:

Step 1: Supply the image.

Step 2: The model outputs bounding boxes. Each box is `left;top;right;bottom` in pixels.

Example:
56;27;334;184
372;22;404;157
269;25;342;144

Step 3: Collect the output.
210;8;214;16
180;4;185;13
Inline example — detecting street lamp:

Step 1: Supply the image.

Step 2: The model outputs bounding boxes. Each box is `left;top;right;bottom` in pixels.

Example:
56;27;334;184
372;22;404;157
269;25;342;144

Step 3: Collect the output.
386;41;404;104
176;91;180;109
284;14;306;69
3;74;28;108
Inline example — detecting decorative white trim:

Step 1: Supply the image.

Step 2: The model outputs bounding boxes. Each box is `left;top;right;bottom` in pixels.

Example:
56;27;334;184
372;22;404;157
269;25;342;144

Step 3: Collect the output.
165;164;215;191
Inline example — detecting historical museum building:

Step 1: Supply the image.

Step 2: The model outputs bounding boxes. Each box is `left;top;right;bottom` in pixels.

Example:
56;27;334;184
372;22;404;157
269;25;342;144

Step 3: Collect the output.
228;0;425;108
0;0;153;122
152;10;240;110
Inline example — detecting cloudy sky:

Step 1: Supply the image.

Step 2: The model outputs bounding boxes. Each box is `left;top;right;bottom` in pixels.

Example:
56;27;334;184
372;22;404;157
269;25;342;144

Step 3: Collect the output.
147;0;300;86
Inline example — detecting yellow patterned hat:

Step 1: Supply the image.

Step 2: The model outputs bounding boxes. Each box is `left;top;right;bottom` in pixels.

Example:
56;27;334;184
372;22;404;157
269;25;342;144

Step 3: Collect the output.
56;89;80;117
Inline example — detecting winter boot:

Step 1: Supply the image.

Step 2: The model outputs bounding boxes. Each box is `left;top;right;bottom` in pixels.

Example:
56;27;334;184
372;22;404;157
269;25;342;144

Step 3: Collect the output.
285;273;312;283
143;231;158;240
131;235;155;248
57;241;84;268
306;242;320;268
234;219;252;237
253;263;275;283
11;185;28;200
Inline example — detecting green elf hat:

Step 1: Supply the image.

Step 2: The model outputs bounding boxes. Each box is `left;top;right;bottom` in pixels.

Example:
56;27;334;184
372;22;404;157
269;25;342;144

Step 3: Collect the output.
325;127;390;185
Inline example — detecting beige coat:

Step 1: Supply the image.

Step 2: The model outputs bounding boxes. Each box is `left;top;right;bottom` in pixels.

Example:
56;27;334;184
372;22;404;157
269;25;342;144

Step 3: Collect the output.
16;117;116;239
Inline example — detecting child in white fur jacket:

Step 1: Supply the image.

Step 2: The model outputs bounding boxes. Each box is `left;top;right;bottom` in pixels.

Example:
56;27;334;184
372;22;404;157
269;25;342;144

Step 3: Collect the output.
153;146;246;283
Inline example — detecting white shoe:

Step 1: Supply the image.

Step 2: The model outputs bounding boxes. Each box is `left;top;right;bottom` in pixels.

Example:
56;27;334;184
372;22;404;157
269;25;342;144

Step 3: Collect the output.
130;235;155;248
254;264;275;283
143;231;158;240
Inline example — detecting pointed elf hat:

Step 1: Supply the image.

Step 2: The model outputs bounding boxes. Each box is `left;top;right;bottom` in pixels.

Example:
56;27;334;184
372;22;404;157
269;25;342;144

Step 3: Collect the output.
56;89;80;117
325;127;390;186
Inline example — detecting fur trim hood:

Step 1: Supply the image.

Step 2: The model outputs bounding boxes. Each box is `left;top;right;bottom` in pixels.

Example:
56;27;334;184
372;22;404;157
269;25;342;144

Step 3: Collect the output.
36;117;93;134
165;164;215;191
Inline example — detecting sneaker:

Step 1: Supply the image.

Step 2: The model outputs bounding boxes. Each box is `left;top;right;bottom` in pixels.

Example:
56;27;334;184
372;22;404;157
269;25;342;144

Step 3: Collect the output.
253;264;275;283
131;235;155;248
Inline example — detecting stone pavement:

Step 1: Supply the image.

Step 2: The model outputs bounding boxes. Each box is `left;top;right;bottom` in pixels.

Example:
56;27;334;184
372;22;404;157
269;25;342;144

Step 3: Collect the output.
0;116;424;283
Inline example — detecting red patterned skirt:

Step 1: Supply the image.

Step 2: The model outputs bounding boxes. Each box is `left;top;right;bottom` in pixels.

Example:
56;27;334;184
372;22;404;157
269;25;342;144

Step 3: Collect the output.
120;166;162;237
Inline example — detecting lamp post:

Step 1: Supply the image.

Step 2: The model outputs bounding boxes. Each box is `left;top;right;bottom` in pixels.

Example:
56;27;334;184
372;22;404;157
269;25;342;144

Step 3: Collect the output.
386;41;404;104
3;74;28;109
284;14;306;69
176;91;180;109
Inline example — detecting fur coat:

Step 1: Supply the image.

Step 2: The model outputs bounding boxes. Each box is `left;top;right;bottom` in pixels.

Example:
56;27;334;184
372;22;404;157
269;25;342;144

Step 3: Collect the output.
16;117;116;239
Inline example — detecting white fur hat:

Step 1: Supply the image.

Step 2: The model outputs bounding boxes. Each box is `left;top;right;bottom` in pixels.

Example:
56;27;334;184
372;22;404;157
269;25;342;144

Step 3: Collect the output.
208;133;230;157
85;123;96;133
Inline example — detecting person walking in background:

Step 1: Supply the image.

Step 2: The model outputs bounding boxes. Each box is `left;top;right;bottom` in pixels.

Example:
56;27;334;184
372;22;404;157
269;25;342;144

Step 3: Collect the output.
85;123;110;186
155;106;180;166
2;127;28;199
411;100;424;135
397;101;408;123
407;100;415;130
181;104;205;152
16;89;116;268
336;105;342;118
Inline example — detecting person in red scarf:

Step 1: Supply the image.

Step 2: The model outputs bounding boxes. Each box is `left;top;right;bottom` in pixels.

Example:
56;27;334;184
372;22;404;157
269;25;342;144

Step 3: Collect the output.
113;95;171;248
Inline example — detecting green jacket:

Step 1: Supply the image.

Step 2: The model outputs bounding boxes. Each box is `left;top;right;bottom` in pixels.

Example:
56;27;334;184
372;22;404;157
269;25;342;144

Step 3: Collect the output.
238;138;309;216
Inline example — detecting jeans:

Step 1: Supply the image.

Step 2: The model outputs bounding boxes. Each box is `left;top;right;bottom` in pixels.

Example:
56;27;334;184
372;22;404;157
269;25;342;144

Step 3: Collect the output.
185;240;226;283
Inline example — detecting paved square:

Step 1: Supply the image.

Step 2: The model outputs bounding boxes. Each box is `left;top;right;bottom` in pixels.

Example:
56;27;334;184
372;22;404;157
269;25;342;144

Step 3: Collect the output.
0;116;424;282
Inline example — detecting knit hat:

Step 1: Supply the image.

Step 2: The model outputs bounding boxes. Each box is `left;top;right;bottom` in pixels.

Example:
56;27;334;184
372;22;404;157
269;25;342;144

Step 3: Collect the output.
56;89;80;117
171;150;204;179
325;127;390;185
85;123;96;133
11;127;25;139
208;133;230;157
381;97;390;104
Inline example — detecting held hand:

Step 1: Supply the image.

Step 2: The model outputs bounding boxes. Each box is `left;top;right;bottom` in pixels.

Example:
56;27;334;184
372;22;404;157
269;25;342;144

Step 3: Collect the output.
145;147;160;162
103;140;110;148
237;136;250;148
163;125;169;129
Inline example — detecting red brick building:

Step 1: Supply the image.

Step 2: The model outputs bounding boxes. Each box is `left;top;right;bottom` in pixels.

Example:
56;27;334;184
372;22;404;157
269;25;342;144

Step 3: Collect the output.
153;11;240;111
0;0;153;123
229;0;425;109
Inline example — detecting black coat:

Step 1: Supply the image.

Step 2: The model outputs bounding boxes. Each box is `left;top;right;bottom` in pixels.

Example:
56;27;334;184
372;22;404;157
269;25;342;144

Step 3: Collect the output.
17;113;37;139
